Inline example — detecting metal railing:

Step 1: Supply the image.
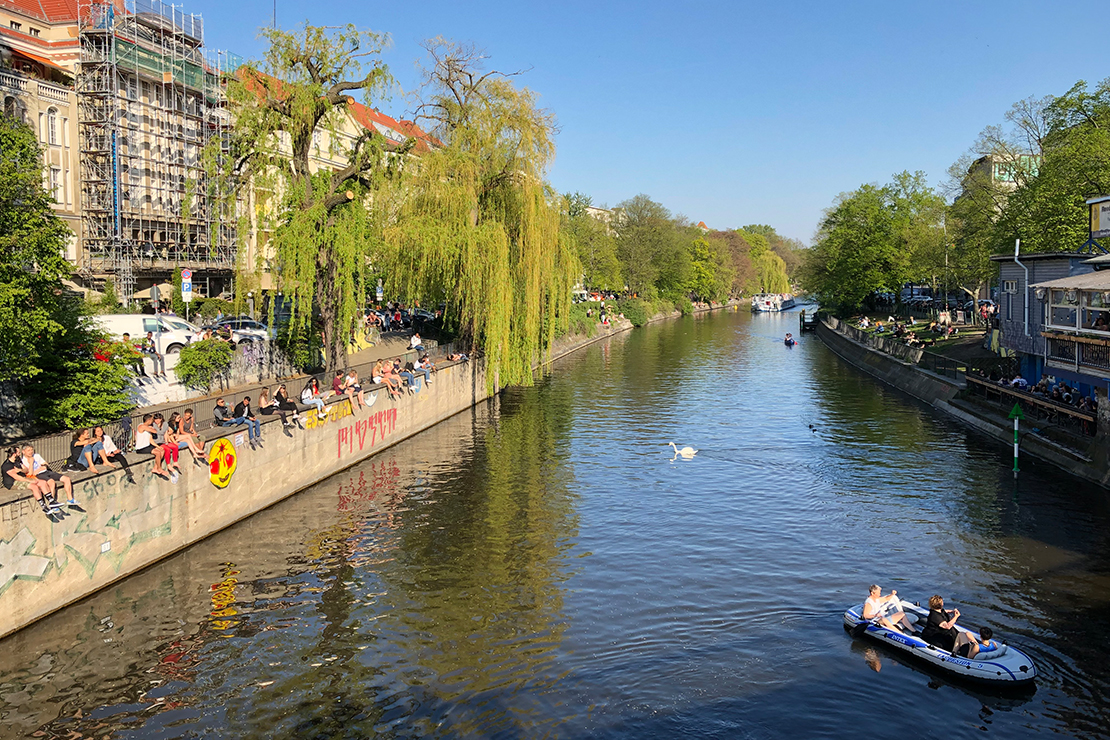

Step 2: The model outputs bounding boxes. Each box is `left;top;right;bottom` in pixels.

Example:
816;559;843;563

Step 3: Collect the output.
966;375;1097;437
14;338;465;470
917;351;1013;382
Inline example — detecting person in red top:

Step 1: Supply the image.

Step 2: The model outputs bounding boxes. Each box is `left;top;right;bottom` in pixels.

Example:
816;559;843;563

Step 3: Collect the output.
332;369;344;396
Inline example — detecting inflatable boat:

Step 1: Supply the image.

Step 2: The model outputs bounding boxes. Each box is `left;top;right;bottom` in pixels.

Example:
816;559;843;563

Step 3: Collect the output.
843;600;1037;685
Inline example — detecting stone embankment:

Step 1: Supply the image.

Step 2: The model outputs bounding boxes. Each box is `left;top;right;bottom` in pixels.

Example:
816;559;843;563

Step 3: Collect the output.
0;302;736;640
816;317;1110;488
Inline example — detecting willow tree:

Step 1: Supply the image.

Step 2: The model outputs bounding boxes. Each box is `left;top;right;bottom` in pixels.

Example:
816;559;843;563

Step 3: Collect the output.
224;24;406;373
380;39;579;387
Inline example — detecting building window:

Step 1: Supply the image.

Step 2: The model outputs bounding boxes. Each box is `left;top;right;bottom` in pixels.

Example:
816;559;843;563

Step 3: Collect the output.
1006;293;1013;321
1048;289;1079;329
3;96;15;118
29;27;40;37
1003;280;1017;294
1081;290;1110;331
47;108;58;146
49;167;60;202
9;21;22;31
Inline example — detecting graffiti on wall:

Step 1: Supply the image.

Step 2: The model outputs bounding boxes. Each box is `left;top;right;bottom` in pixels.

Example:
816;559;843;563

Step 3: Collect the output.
0;528;51;596
208;438;237;489
0;478;176;597
305;398;354;430
337;407;398;459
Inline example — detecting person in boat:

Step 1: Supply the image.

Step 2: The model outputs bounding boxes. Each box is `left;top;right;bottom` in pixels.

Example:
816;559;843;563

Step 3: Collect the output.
863;585;915;633
977;626;999;652
785;333;796;346
921;594;980;658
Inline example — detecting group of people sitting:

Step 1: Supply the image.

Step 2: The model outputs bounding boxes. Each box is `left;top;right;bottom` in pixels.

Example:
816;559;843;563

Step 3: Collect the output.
11;342;454;491
863;586;999;659
3;444;78;516
133;409;209;479
993;375;1099;413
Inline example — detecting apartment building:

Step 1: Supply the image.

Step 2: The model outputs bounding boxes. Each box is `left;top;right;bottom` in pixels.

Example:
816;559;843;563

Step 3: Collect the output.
0;0;81;260
2;0;437;304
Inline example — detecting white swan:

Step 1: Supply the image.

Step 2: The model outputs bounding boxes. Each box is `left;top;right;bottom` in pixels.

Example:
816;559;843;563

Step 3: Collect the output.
669;442;697;459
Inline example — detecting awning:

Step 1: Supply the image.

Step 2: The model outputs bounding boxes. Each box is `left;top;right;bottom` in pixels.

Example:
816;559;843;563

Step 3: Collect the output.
132;282;174;300
9;48;72;77
1030;272;1110;291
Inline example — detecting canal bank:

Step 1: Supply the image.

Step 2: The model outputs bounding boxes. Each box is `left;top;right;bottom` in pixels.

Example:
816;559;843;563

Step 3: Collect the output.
816;316;1110;486
0;303;734;641
6;306;1110;739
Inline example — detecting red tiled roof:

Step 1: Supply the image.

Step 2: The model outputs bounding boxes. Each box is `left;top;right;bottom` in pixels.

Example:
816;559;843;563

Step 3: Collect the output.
0;0;79;23
237;68;440;152
346;101;440;152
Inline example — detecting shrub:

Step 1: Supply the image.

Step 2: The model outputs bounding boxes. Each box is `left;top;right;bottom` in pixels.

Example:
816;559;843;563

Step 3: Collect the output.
675;296;694;315
617;298;650;327
174;339;233;392
565;302;597;338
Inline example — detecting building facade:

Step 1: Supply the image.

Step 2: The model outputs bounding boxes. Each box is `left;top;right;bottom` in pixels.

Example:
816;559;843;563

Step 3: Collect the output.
0;0;81;260
2;0;437;306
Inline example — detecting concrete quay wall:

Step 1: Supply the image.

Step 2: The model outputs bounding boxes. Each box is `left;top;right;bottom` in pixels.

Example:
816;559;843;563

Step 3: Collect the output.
816;318;1110;487
0;357;495;640
0;304;739;640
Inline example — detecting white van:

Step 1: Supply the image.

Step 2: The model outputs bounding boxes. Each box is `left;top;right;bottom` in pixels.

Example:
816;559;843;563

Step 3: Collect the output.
92;314;198;354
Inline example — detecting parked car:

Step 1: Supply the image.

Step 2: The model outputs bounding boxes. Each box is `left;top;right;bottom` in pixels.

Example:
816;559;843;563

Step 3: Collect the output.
211;317;273;341
92;313;195;354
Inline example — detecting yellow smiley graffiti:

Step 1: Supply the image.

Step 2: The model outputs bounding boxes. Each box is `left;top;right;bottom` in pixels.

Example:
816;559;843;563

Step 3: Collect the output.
208;438;237;488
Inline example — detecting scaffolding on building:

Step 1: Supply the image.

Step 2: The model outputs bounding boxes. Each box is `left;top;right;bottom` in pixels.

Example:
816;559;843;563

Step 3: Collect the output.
77;0;240;302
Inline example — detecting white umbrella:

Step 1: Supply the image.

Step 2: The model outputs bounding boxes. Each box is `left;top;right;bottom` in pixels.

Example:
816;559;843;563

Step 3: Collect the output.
132;282;175;300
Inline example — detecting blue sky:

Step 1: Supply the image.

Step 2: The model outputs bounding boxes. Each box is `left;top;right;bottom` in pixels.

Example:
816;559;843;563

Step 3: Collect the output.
192;0;1110;243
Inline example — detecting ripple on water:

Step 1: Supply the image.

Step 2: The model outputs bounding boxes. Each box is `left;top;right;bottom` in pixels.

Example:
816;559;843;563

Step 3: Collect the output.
2;309;1110;738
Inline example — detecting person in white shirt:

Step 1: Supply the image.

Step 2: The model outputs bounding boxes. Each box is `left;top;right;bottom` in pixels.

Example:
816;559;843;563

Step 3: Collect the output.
862;585;915;633
410;333;425;352
20;444;76;505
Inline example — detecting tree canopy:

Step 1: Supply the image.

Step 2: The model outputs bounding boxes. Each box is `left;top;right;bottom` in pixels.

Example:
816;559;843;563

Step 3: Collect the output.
0;112;132;433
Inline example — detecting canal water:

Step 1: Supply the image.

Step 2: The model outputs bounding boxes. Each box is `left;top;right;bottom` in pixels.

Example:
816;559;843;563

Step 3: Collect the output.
3;309;1110;739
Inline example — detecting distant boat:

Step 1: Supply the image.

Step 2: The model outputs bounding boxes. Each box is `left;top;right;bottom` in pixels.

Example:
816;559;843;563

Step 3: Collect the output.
751;294;796;312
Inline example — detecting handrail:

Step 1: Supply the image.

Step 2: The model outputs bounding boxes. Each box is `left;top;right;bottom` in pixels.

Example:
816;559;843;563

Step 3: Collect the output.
7;338;460;469
965;375;1096;424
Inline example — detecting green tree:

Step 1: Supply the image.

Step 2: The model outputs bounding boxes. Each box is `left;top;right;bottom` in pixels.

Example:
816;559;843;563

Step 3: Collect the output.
803;185;901;310
0;113;73;383
737;229;790;293
380;39;579;387
613;194;673;297
226;24;401;375
562;193;622;291
0;112;132;431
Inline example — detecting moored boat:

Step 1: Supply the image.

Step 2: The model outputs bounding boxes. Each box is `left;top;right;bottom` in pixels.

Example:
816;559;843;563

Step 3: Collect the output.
843;600;1037;686
751;293;797;312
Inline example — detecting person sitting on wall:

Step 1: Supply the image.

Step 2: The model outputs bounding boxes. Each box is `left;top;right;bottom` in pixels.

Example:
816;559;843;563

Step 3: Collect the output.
21;444;75;507
300;378;330;420
134;414;167;478
66;427;116;474
344;368;367;411
3;446;56;515
232;396;263;448
1010;376;1029;390
412;355;434;386
274;384;304;428
374;360;403;399
394;359;417;391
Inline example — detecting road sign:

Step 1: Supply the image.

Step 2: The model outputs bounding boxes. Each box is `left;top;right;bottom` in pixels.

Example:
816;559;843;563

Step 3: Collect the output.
182;280;193;303
181;268;192;280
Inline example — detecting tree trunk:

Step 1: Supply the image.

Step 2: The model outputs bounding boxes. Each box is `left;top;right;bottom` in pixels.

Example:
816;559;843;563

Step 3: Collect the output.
318;245;347;376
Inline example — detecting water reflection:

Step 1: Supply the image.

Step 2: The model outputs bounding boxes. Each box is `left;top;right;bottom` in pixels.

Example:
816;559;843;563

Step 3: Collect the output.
3;309;1110;738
